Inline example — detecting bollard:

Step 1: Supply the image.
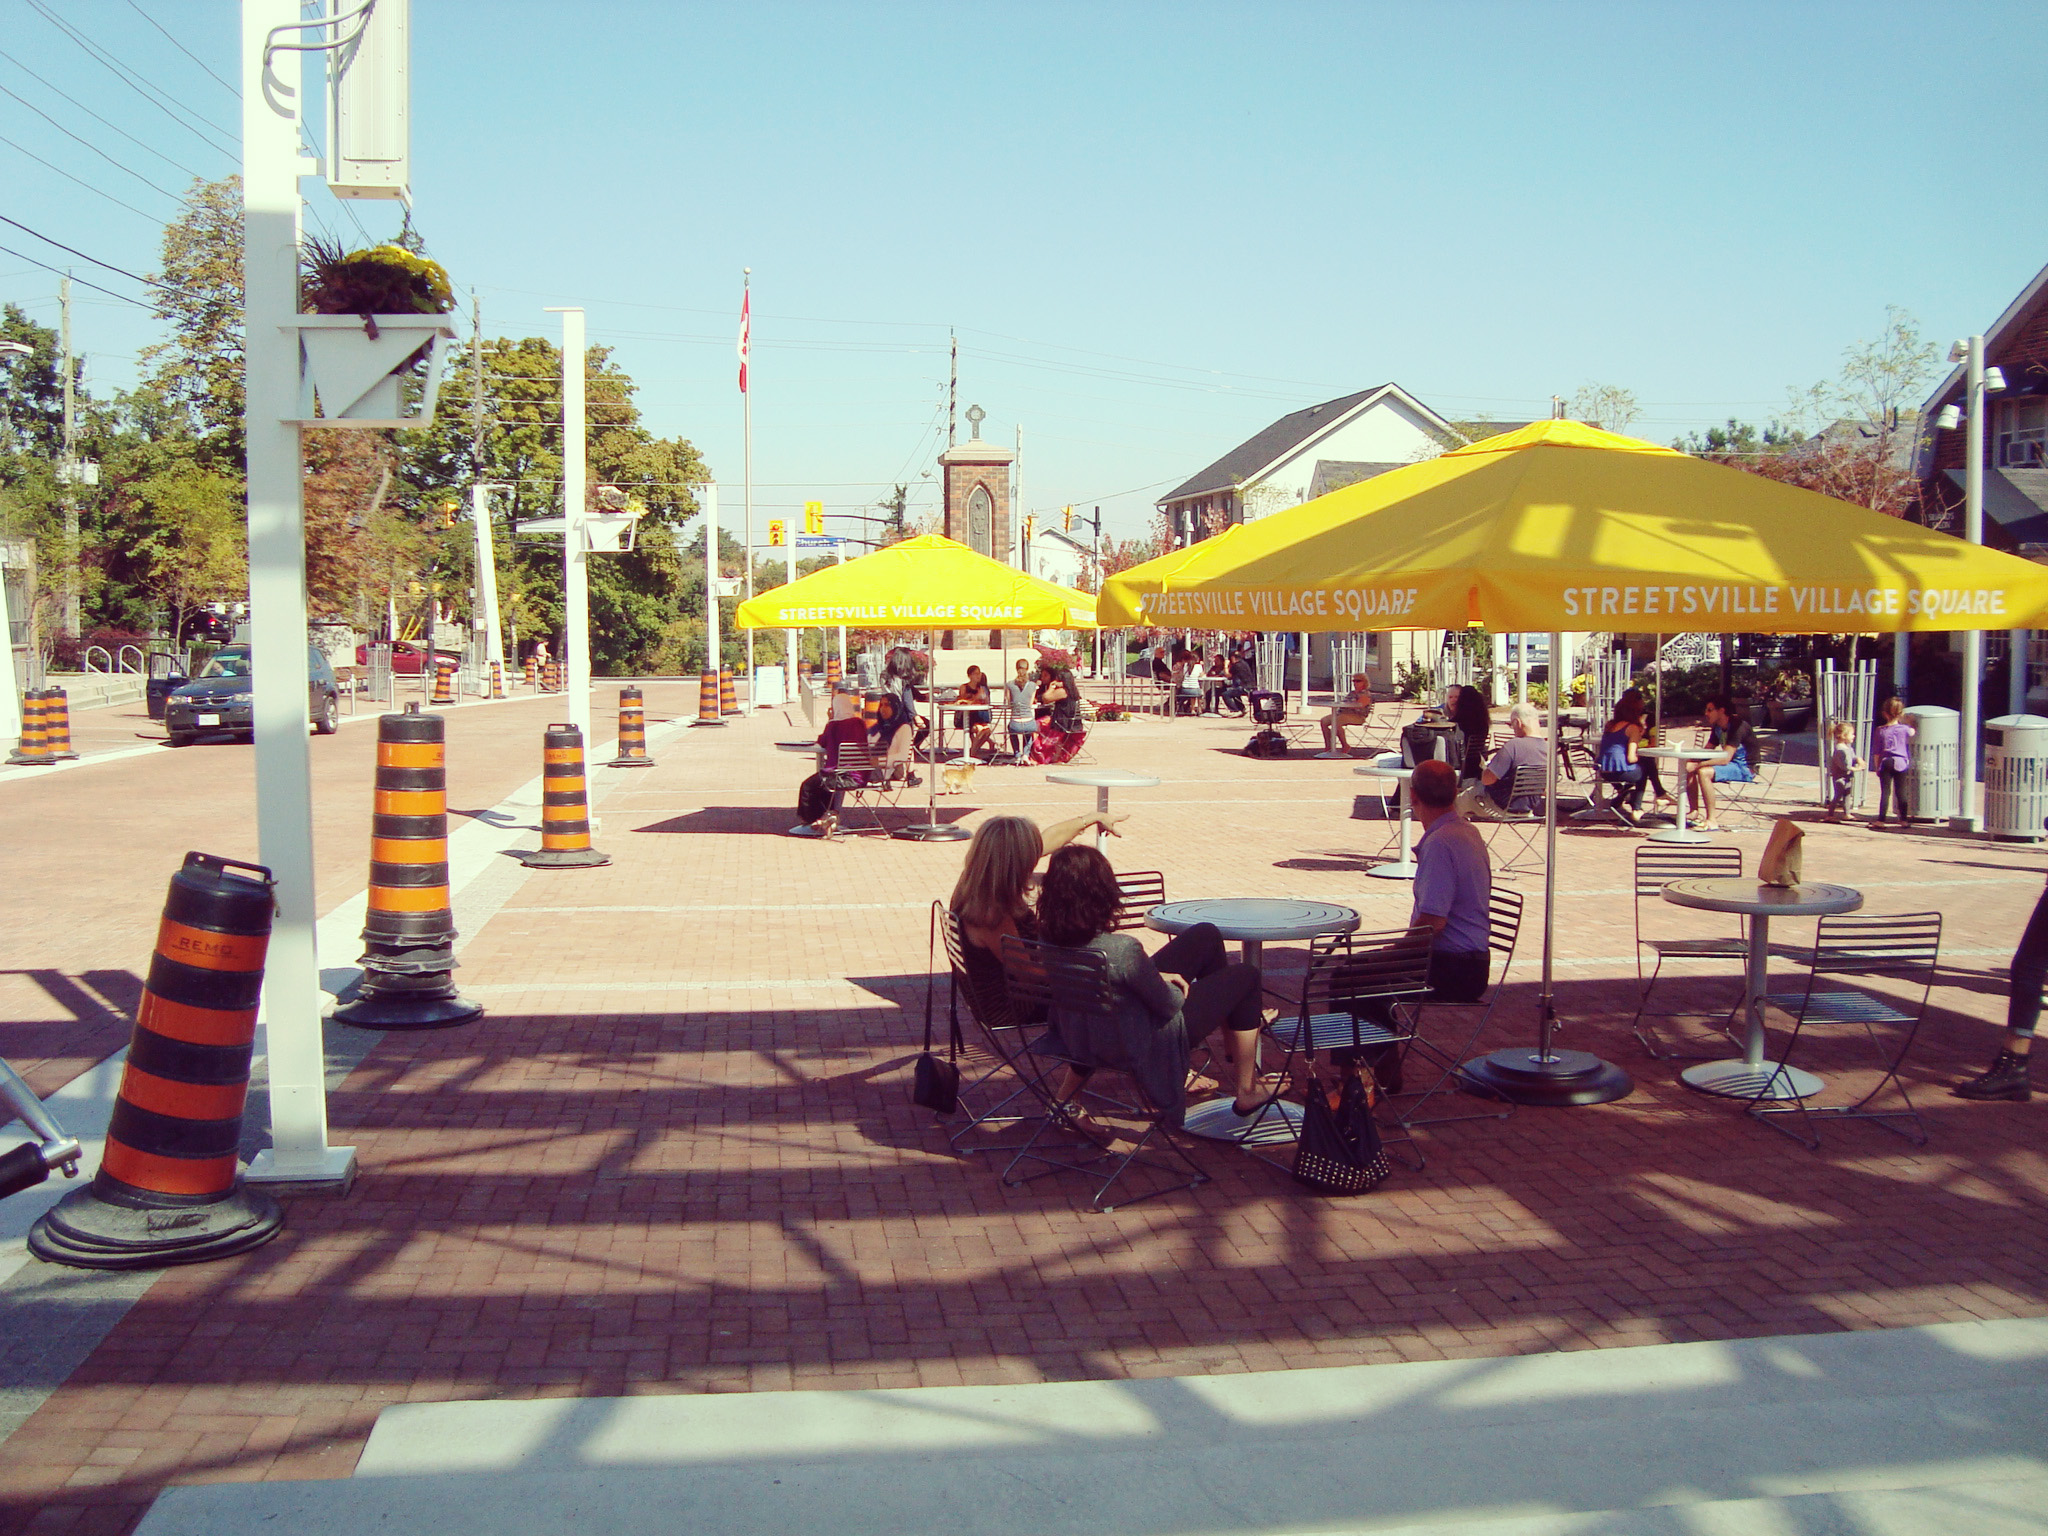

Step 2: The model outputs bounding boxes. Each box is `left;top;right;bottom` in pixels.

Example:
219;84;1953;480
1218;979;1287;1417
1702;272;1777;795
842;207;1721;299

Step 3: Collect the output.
719;668;741;716
29;853;284;1269
8;689;55;766
861;691;882;731
690;670;725;727
607;686;656;768
431;655;457;706
490;660;505;700
333;704;483;1030
42;687;78;761
521;723;611;867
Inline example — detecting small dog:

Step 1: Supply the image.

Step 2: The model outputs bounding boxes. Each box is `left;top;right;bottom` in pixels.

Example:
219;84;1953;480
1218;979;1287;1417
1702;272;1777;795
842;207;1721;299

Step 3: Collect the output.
940;760;977;796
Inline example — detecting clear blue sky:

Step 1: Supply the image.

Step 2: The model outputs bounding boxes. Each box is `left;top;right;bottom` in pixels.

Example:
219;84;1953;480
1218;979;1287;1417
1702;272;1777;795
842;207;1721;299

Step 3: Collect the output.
4;0;2044;544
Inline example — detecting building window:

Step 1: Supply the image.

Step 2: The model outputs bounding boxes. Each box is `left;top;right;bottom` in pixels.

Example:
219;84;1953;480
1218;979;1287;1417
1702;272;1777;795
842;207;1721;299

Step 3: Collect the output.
966;484;993;556
1997;397;2046;468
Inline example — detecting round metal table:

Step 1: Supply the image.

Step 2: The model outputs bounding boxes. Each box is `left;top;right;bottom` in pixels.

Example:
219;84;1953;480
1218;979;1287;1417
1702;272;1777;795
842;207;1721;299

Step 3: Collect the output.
1147;897;1360;1146
1662;877;1863;1100
1045;768;1160;847
1145;896;1359;971
1639;748;1721;843
1356;755;1417;879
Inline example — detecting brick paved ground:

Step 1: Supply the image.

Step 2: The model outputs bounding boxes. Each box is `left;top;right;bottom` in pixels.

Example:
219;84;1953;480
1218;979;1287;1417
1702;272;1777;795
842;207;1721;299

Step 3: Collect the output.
1;694;2043;1532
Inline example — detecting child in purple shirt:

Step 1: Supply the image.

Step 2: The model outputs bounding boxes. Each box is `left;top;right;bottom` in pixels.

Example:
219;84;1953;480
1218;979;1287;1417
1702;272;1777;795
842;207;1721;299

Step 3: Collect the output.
1872;697;1914;827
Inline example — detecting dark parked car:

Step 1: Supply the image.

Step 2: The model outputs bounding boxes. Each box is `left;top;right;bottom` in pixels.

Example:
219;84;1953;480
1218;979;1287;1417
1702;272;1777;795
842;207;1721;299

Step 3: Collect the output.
163;644;340;747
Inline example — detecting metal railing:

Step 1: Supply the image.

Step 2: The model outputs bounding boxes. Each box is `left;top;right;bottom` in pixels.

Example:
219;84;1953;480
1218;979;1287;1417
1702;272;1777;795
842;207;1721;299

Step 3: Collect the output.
81;645;112;673
1816;658;1876;808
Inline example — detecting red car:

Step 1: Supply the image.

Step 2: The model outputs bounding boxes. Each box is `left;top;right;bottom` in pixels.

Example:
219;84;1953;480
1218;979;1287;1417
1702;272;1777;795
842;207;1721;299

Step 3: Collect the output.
355;640;463;676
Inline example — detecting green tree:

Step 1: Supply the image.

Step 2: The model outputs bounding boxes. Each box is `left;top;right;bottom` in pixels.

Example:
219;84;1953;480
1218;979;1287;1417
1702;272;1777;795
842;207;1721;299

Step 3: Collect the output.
140;177;245;470
128;460;246;639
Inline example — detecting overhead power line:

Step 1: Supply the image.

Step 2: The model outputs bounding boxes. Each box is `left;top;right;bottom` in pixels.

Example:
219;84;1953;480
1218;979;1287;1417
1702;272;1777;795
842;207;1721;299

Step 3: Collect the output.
24;0;238;157
0;80;185;200
0;46;210;180
0;129;159;220
0;242;151;308
0;213;192;297
122;0;240;99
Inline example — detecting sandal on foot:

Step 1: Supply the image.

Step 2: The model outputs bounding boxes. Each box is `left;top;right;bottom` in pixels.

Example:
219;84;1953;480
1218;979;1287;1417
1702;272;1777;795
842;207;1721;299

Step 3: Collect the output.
1231;1076;1289;1117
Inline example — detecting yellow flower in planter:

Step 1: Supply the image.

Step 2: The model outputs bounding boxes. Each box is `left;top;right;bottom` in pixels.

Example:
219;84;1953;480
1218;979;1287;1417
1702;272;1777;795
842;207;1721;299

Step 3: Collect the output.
301;234;454;319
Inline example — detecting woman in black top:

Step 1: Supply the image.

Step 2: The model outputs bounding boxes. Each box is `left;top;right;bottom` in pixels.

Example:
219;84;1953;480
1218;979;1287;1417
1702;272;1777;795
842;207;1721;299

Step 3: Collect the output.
1037;845;1270;1122
1451;683;1492;782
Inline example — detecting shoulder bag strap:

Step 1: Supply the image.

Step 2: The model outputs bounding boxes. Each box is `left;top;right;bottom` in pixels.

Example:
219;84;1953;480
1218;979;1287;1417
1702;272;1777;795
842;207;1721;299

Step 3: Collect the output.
923;902;939;1055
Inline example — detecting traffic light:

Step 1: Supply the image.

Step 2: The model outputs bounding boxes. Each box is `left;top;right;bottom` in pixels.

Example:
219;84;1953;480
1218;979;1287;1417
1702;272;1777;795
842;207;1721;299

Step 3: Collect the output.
768;520;785;546
441;500;460;527
1022;514;1035;540
803;500;824;534
1063;505;1073;531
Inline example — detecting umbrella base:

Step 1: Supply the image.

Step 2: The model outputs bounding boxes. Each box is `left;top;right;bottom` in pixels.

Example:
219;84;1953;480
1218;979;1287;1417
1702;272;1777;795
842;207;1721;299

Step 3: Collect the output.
892;822;972;843
1459;1047;1633;1107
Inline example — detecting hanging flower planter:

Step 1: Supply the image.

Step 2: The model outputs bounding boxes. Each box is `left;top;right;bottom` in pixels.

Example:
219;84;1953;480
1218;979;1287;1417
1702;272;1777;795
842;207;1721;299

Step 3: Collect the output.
286;314;456;429
288;238;457;429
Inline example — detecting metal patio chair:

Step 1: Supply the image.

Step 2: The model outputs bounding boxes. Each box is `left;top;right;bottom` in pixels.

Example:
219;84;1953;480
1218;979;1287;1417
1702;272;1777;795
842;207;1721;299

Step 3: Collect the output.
1398;887;1525;1128
1630;843;1749;1059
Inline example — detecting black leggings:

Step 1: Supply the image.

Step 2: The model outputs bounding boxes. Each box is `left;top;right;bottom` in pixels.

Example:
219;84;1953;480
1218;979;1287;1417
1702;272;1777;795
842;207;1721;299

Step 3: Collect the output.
1878;762;1911;821
2008;886;2048;1039
1152;922;1262;1044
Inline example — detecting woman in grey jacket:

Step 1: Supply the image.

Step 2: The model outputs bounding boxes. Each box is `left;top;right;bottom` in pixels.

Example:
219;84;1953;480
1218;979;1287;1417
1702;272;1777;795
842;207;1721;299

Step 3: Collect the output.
1036;845;1269;1124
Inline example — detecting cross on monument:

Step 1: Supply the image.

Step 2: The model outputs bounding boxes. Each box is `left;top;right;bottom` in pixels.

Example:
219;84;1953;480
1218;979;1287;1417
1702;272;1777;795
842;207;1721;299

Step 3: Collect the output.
965;403;985;440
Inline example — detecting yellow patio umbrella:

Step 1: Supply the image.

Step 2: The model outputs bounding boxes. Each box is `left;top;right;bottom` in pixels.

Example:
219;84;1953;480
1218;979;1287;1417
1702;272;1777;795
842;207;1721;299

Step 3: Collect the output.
1100;420;2048;633
735;533;1097;631
1102;421;2048;1112
736;533;1095;844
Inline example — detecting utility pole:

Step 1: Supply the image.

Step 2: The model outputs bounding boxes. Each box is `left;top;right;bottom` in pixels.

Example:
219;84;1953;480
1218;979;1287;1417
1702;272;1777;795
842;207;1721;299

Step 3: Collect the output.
947;330;957;448
1090;505;1103;676
467;292;502;681
1014;423;1023;569
547;306;592;747
59;275;78;639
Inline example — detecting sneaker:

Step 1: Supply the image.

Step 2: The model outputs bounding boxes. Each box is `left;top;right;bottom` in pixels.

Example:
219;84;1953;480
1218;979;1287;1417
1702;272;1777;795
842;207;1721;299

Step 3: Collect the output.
1954;1051;2032;1102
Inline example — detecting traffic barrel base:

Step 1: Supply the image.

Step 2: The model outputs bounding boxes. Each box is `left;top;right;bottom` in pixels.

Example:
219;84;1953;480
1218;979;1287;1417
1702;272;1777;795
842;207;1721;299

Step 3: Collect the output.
607;686;656;768
522;722;611;868
333;703;482;1031
28;852;284;1270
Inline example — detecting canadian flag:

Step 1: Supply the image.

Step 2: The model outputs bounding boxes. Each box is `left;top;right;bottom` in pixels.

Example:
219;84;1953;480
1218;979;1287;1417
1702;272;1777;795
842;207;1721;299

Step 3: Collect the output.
737;290;750;394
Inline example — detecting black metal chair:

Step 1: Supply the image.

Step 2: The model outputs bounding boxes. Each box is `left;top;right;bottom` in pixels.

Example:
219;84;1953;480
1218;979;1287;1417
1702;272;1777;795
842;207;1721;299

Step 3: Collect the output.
1717;738;1784;829
1629;843;1749;1059
1465;765;1547;876
932;903;1069;1157
1396;887;1525;1128
1111;870;1166;933
1254;926;1435;1169
1748;911;1943;1150
818;742;901;834
999;934;1210;1212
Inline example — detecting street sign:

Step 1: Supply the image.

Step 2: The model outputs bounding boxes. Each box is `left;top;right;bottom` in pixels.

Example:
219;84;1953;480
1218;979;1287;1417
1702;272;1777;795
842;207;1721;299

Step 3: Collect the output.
796;534;840;549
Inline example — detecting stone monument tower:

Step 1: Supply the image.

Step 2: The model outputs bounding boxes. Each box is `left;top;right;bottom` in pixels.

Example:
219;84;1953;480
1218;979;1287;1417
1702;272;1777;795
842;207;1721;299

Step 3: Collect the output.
939;405;1013;566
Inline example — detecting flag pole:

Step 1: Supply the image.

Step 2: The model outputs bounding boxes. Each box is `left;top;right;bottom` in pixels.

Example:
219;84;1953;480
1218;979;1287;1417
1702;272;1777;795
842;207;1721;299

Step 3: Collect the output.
741;269;756;705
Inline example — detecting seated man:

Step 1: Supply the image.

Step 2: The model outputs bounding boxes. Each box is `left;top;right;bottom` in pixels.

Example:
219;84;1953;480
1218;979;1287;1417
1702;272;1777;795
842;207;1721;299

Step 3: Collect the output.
1317;673;1375;758
1457;701;1547;818
1221;650;1256;717
1409;758;1493;1003
1684;694;1755;832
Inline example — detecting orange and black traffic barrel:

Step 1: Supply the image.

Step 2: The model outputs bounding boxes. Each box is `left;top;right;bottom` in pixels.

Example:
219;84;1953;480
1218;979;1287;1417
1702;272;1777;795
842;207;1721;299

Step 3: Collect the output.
43;687;78;761
690;669;724;727
825;657;842;690
29;852;284;1269
490;660;505;699
719;668;740;716
607;687;655;768
544;660;564;693
8;689;55;766
524;655;541;690
522;723;610;868
334;703;482;1029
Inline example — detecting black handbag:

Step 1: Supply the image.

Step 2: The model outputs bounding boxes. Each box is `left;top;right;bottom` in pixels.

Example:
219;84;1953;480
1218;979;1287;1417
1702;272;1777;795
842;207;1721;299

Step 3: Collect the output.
913;907;962;1116
1292;1066;1391;1196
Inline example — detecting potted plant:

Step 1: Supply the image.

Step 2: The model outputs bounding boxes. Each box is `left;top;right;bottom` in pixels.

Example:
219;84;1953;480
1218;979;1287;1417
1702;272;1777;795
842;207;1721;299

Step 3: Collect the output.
290;237;458;429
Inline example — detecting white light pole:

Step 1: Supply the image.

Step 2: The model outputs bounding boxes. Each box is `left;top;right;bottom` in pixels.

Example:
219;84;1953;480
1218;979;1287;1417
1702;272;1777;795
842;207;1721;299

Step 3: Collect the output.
0;338;31;748
470;482;504;678
546;307;591;746
1945;335;2003;832
242;0;352;1188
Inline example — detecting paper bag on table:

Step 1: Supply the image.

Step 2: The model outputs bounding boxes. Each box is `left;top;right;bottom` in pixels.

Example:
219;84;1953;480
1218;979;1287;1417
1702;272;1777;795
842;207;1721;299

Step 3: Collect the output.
1758;817;1803;887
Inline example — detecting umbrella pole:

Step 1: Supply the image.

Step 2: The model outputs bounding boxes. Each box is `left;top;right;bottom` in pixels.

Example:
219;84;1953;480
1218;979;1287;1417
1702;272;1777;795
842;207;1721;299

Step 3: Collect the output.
893;629;969;843
1457;630;1633;1108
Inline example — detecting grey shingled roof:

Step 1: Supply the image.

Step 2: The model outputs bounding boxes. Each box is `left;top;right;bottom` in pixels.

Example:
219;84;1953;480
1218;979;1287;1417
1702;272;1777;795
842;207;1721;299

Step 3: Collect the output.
1941;467;2048;545
1159;388;1385;505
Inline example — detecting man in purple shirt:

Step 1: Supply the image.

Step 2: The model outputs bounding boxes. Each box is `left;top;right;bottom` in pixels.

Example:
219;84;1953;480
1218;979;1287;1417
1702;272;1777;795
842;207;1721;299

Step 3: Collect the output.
1409;758;1493;1002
